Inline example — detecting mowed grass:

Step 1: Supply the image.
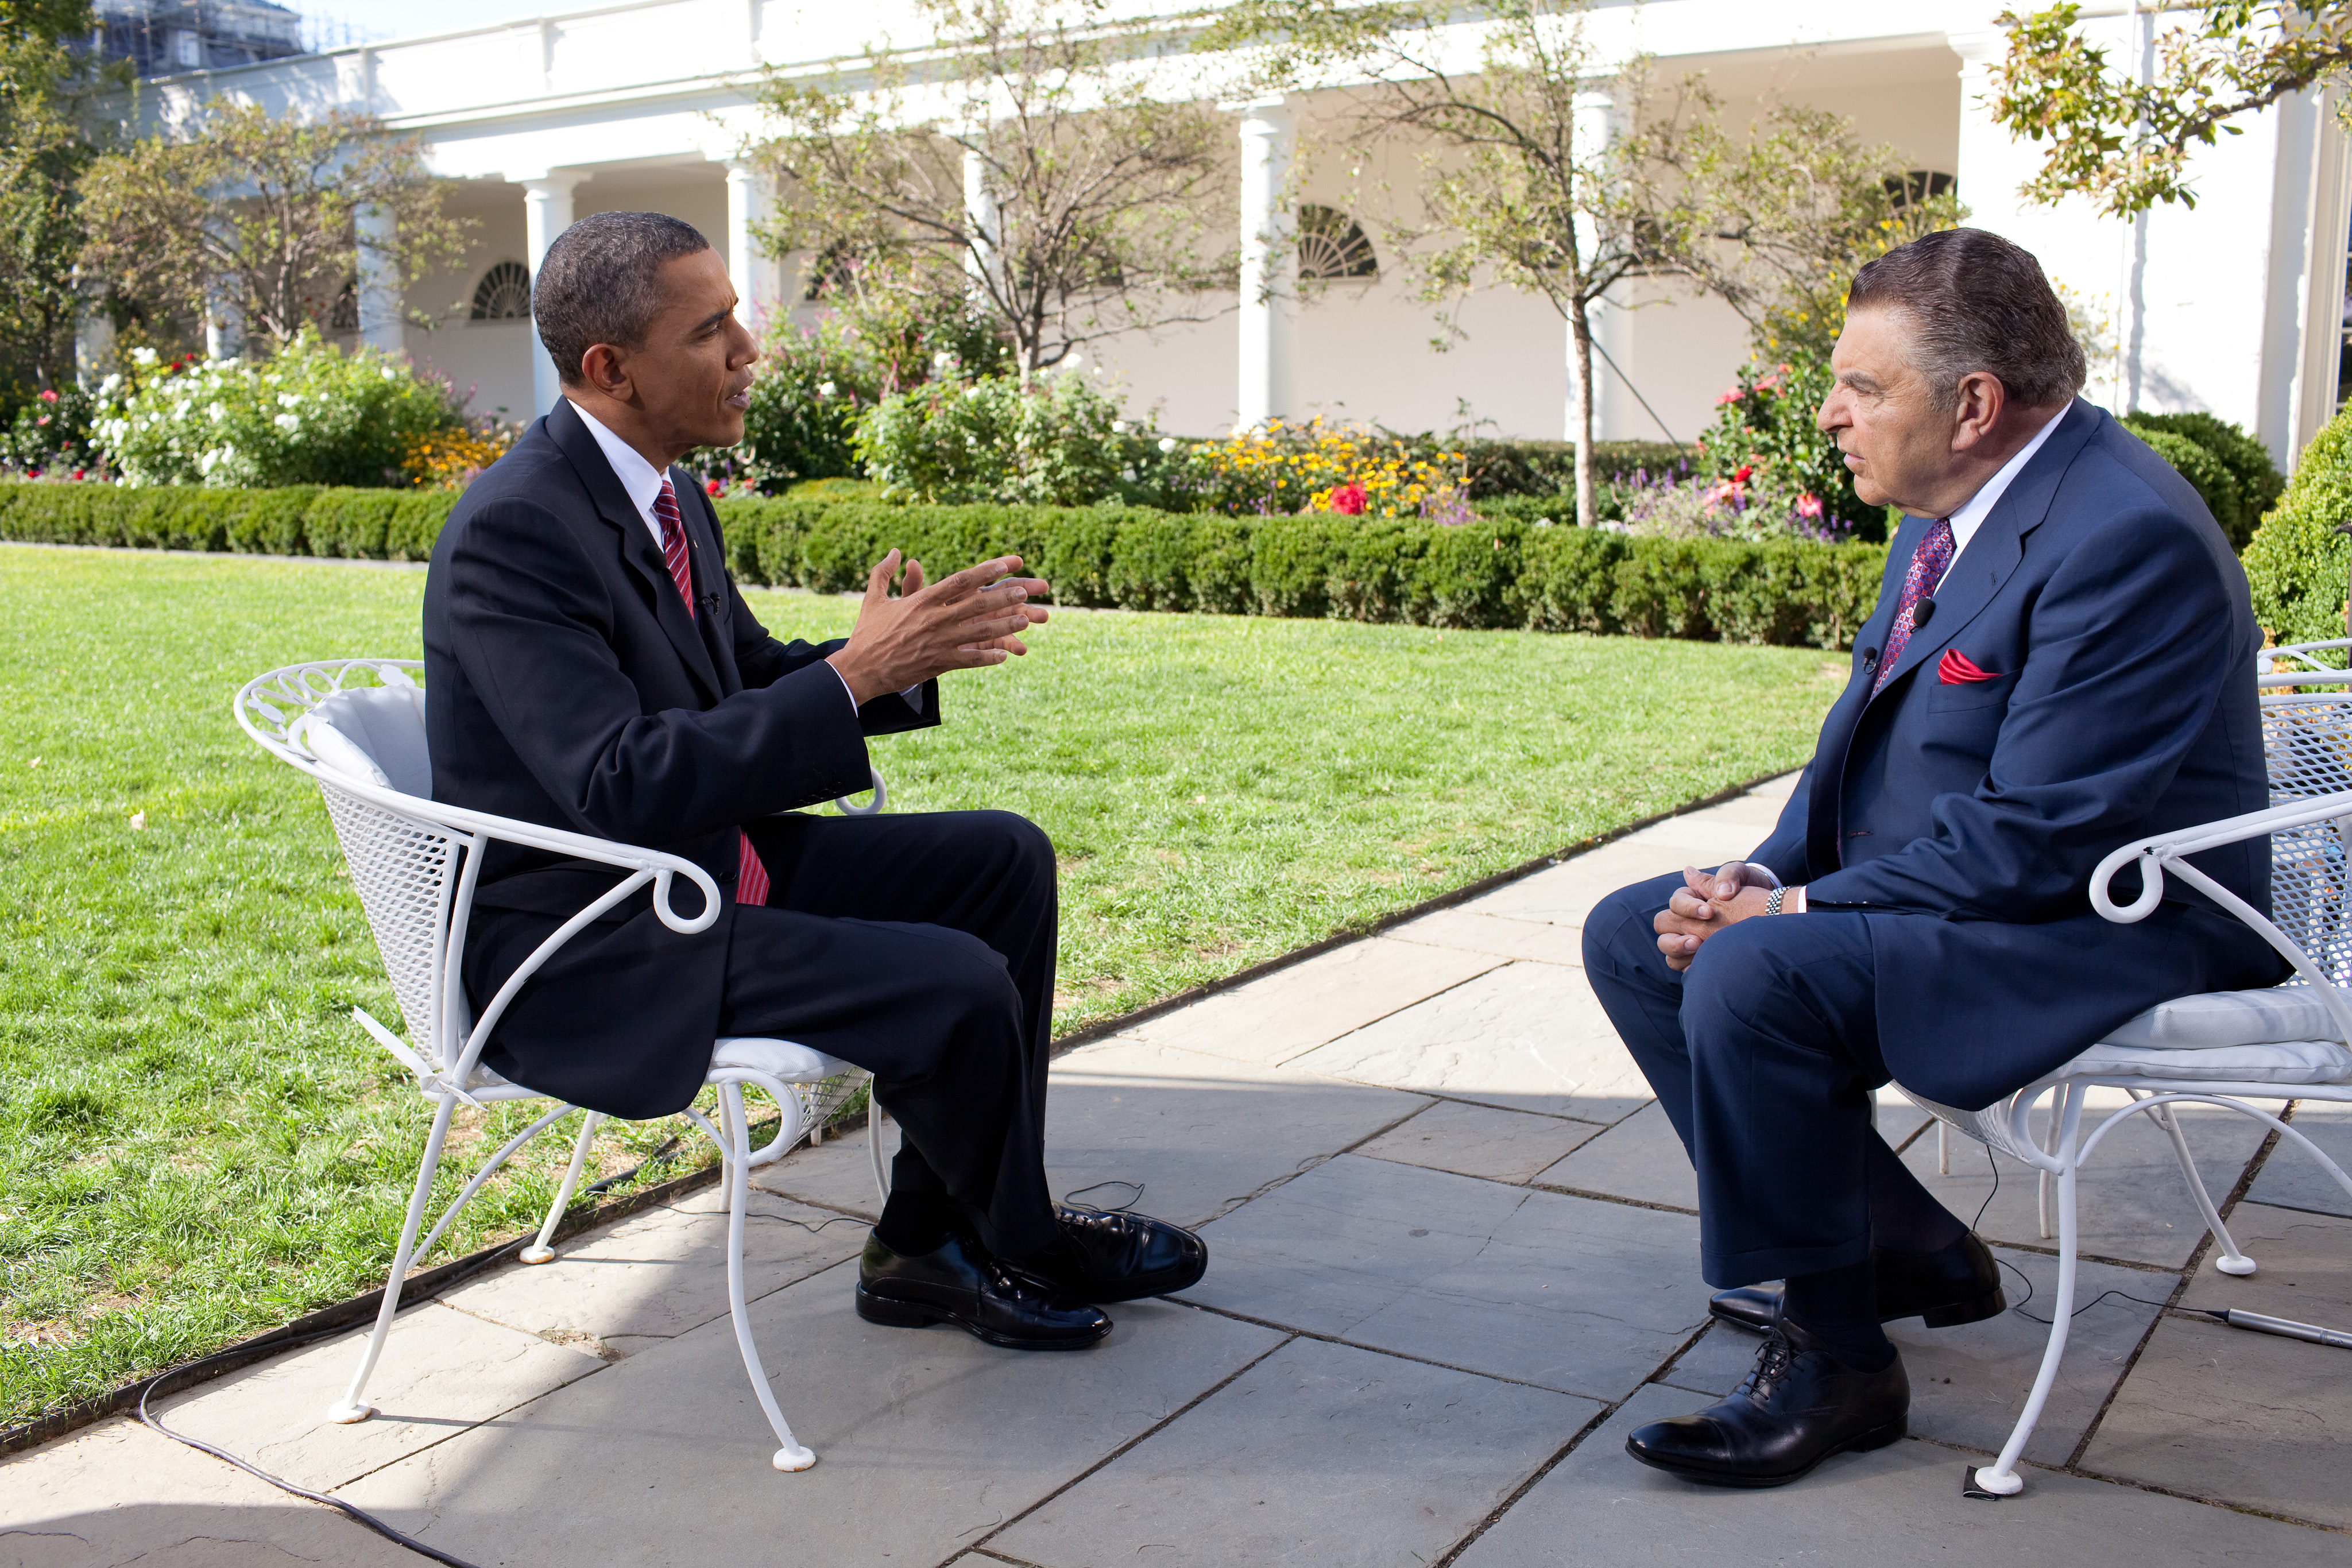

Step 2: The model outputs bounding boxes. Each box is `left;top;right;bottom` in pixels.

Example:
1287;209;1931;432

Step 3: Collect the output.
0;543;1842;1424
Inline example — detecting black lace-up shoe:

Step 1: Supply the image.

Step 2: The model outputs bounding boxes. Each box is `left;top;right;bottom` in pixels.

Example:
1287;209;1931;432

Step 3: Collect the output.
855;1231;1112;1350
1626;1320;1910;1488
1012;1204;1209;1303
1709;1232;2006;1333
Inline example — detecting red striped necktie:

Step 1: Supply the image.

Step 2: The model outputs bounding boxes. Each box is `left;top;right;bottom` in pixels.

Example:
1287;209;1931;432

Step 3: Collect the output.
652;477;772;907
1870;516;1955;699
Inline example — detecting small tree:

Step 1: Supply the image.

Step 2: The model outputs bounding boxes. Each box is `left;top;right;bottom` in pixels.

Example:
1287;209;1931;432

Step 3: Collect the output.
1989;1;2352;218
0;1;114;396
78;103;470;356
751;0;1233;386
1208;0;1956;527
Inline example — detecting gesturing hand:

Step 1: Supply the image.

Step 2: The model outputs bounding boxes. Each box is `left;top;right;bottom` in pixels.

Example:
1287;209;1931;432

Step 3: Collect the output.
825;550;1051;706
1653;861;1778;973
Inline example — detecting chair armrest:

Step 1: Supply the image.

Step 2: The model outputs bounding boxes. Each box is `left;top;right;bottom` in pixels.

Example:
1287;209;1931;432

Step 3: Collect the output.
2091;786;2352;1047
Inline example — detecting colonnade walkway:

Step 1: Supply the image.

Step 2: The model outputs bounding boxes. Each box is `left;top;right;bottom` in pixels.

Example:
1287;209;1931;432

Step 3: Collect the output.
9;774;2350;1565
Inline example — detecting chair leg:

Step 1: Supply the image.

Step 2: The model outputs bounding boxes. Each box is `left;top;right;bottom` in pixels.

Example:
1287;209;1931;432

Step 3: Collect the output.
866;1093;892;1210
2147;1099;2256;1276
2038;1089;2063;1241
717;1082;817;1472
1937;1119;1950;1176
1974;1085;2087;1497
520;1110;603;1265
329;1096;455;1424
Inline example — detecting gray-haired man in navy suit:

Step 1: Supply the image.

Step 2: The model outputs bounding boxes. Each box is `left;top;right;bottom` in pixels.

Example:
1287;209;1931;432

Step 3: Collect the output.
1581;229;2283;1486
423;211;1204;1354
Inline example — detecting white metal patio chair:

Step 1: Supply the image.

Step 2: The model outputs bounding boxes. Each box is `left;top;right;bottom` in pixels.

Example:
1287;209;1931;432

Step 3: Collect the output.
234;657;896;1472
1901;636;2352;1499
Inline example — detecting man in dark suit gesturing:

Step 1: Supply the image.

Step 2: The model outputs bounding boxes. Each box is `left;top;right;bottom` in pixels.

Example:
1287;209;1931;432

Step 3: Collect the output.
1581;229;2282;1486
424;211;1204;1353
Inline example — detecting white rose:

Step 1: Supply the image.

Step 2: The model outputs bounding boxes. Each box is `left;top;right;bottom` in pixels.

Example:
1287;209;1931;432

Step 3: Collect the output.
1112;421;1127;435
1158;437;1177;454
818;380;837;398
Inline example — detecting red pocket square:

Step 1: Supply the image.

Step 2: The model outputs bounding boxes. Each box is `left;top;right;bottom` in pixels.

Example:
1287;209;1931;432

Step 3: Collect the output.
1939;649;1998;684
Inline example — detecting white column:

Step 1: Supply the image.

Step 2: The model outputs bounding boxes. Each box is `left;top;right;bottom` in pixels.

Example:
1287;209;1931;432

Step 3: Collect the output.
75;308;115;387
722;158;776;331
1566;90;1618;443
354;202;404;355
204;292;243;362
521;171;585;416
1235;98;1296;432
963;144;1000;300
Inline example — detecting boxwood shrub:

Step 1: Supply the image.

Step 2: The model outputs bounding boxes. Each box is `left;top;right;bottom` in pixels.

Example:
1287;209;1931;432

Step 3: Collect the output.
0;482;1889;650
2245;401;2352;652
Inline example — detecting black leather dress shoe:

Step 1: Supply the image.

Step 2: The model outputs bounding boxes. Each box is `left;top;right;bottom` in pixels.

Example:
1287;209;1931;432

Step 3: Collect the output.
1012;1204;1209;1303
1709;1233;2005;1333
1626;1321;1909;1488
855;1231;1112;1350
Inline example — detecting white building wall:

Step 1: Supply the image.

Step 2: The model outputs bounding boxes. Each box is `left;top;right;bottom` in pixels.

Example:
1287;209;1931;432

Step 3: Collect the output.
123;0;2352;459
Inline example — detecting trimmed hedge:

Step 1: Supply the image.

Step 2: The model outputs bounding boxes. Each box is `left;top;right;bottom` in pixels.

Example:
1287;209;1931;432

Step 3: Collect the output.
0;482;1889;649
2245;401;2352;650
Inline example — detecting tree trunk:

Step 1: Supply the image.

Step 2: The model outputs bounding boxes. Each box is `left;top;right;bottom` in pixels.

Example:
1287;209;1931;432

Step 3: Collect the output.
1566;296;1596;530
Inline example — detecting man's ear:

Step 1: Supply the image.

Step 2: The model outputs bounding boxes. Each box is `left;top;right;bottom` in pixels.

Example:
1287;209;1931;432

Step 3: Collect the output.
1949;371;2007;451
578;342;631;400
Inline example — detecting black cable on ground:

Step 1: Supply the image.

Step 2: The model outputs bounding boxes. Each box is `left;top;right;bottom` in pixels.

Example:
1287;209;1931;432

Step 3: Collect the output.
138;1330;485;1568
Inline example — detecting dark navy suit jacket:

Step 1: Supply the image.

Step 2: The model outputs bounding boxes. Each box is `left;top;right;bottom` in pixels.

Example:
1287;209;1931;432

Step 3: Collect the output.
423;398;937;1117
1747;400;2283;1109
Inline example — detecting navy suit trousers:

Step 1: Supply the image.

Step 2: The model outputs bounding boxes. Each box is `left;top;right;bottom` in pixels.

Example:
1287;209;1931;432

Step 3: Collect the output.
1583;870;1905;1287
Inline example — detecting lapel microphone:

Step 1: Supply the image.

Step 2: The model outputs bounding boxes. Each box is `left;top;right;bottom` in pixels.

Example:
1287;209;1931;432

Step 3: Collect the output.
1913;597;1937;629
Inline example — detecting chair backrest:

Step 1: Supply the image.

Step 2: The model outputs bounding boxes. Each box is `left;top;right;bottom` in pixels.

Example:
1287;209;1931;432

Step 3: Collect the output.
2259;691;2352;988
238;661;459;1066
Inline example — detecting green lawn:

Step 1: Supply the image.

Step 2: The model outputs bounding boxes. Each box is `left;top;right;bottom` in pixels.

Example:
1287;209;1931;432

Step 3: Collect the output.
0;544;1841;1425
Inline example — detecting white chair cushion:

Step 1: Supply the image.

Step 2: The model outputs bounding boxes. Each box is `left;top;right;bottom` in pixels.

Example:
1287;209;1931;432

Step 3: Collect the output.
305;685;431;798
712;1036;854;1082
2101;986;2344;1049
2060;1037;2352;1086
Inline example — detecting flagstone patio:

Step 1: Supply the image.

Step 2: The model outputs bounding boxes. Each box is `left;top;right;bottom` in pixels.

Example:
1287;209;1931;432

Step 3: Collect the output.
9;773;2350;1566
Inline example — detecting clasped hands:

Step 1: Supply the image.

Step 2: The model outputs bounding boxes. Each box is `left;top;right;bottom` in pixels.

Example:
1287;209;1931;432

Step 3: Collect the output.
1654;861;1787;973
826;550;1049;706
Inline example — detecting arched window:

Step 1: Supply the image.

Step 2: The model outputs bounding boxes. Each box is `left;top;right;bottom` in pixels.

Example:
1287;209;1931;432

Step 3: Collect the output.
1298;205;1378;281
1885;171;1957;211
804;241;858;303
470;261;531;320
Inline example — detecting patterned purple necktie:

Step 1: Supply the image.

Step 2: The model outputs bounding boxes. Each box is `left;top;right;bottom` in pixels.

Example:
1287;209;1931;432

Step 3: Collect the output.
653;478;772;907
1871;517;1955;698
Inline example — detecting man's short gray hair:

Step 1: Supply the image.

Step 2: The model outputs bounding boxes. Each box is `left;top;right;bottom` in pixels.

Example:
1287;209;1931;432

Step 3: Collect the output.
533;211;712;387
1846;228;2086;411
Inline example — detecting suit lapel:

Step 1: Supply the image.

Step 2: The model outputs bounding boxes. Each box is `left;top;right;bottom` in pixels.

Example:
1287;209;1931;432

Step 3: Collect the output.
547;401;724;703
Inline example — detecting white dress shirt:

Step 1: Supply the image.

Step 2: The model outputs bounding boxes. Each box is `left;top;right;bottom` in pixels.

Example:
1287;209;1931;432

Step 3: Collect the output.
568;399;882;713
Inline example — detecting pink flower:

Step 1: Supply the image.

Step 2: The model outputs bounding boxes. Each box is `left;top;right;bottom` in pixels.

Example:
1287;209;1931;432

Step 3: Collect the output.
1330;482;1367;515
71;468;84;480
1796;493;1824;520
706;479;723;496
38;389;57;403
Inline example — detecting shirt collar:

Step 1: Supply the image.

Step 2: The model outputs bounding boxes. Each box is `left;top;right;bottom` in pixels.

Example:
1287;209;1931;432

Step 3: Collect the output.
567;398;670;545
1944;405;2066;560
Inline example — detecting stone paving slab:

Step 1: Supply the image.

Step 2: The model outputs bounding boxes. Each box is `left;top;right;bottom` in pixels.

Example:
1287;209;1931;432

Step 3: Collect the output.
1463;839;1719;932
0;1416;415;1567
1039;1037;1433;1229
1532;1091;1934;1214
988;1337;1600;1568
1901;1101;2273;1268
442;1186;865;1359
337;1260;1283;1568
751;1118;893;1219
1383;904;1588;966
153;1299;605;1495
1122;936;1503;1067
2081;1203;2352;1529
1353;1098;1604;1184
1451;1383;2351;1567
1290;960;1655;1122
1184;1153;1712;1402
1653;1245;2170;1468
2246;1098;2352;1219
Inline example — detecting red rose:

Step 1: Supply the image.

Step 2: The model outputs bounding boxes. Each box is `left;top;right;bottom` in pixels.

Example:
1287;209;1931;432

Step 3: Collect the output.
1331;482;1367;515
706;479;723;495
38;389;57;403
1732;464;1753;484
